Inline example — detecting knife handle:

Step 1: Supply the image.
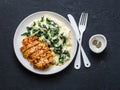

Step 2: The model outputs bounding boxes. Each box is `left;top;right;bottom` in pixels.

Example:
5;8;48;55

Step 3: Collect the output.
74;43;81;69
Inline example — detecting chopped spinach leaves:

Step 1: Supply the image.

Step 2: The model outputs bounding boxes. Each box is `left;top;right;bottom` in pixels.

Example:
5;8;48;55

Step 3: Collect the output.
50;28;59;37
21;32;30;36
35;31;43;37
53;38;59;44
32;29;38;34
40;16;44;22
63;50;70;57
53;45;62;54
60;33;66;44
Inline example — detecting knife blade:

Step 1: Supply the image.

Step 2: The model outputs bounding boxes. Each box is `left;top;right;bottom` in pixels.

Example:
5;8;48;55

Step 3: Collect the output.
67;14;80;41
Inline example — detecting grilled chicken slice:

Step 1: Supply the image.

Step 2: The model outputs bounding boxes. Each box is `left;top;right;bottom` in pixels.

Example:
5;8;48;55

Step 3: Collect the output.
29;50;44;60
28;46;53;69
20;40;40;53
23;43;45;58
22;36;38;45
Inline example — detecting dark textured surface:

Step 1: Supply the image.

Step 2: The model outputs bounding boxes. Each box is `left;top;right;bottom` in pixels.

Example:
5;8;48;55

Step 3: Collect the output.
1;0;120;90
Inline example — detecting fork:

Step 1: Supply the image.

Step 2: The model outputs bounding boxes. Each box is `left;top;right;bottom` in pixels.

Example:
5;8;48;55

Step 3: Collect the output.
79;13;91;67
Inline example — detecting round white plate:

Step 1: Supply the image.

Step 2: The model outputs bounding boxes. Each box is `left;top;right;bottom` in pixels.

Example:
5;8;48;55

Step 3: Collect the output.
13;11;77;75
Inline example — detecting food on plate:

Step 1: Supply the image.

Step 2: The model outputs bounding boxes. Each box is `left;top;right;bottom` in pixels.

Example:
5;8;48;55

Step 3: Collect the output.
21;16;71;69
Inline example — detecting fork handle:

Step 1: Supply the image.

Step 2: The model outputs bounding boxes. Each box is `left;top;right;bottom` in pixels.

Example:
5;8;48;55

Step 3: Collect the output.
74;43;81;69
81;47;91;68
79;33;91;68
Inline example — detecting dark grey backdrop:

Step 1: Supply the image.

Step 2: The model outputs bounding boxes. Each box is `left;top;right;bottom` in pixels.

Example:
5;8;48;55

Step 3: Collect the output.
0;0;120;90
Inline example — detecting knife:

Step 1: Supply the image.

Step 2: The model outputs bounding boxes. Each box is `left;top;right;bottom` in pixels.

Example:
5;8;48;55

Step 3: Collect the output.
68;14;81;69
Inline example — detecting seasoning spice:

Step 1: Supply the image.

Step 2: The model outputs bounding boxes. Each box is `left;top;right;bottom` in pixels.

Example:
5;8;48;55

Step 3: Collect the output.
92;39;102;48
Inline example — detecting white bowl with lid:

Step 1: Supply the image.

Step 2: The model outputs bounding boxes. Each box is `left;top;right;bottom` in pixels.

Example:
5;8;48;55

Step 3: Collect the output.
89;34;107;53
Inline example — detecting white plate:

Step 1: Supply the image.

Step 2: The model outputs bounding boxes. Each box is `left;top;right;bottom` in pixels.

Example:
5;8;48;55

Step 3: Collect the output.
13;11;77;75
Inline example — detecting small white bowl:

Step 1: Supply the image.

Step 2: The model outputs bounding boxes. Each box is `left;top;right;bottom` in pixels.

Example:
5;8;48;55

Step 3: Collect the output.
89;34;107;53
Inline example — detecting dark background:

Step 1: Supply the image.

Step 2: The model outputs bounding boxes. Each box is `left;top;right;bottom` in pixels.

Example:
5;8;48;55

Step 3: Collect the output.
0;0;120;90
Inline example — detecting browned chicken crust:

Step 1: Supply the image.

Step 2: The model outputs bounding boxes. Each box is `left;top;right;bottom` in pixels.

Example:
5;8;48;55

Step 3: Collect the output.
20;36;54;69
22;36;38;45
21;40;40;53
